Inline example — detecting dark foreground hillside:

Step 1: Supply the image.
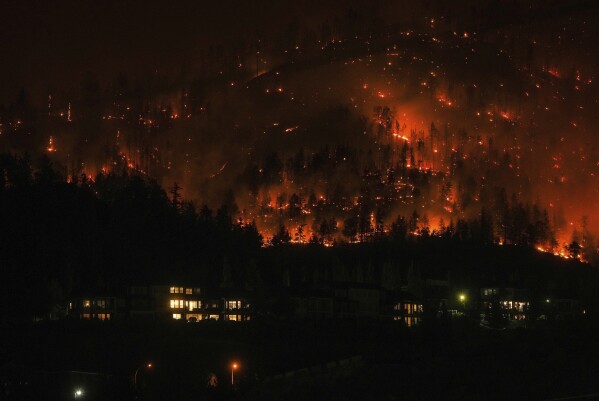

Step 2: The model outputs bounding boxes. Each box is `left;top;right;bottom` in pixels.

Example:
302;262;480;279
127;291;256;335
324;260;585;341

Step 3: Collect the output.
2;318;599;401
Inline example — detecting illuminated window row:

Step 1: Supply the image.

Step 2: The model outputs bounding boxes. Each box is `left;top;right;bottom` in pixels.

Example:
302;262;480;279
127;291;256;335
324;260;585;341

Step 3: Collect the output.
170;299;184;308
82;299;108;308
171;313;250;322
392;303;423;314
169;299;247;310
81;313;111;320
227;300;241;309
501;301;529;312
170;299;204;310
169;287;198;294
393;316;420;327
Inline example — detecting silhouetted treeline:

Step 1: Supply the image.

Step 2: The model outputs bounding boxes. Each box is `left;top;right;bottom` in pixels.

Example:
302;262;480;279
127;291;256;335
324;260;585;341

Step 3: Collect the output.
0;153;262;322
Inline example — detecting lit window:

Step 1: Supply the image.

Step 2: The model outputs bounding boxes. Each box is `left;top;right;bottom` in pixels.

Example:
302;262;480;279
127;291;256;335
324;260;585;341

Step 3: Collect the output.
228;315;238;321
170;287;176;294
172;313;182;320
185;288;192;295
189;301;198;311
83;300;91;308
82;313;91;319
97;299;106;309
170;299;184;308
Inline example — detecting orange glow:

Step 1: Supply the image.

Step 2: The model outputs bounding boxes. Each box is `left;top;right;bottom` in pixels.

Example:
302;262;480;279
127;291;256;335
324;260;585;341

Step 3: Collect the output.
47;136;56;152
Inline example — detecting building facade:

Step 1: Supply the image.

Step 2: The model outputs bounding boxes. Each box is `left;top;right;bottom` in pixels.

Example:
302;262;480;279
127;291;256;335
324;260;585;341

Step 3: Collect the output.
69;285;251;322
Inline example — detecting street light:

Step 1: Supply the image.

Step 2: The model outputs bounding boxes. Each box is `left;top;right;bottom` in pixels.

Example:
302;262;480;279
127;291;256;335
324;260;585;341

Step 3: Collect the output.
74;388;83;398
458;293;466;311
134;363;153;386
231;362;238;386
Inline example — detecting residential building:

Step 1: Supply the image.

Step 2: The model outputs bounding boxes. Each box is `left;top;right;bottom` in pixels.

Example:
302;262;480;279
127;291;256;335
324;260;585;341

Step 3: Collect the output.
69;296;120;321
293;283;382;319
386;291;424;327
480;287;530;322
159;285;204;321
69;285;253;322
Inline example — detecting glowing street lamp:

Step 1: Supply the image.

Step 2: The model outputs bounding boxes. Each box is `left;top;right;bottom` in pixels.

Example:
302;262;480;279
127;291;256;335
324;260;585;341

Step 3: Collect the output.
134;363;153;386
458;293;466;310
74;388;84;398
231;362;238;385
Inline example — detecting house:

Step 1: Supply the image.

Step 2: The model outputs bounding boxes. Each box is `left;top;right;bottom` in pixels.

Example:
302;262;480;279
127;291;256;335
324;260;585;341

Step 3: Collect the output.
161;285;204;321
151;285;251;322
480;287;530;323
333;283;382;318
386;291;424;327
293;288;335;319
221;296;252;322
69;296;121;321
128;285;156;319
201;289;252;321
159;286;252;322
70;285;249;322
402;264;449;318
292;283;382;319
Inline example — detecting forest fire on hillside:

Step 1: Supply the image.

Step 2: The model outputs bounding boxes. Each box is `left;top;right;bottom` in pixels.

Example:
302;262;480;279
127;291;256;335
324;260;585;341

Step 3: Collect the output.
0;0;597;265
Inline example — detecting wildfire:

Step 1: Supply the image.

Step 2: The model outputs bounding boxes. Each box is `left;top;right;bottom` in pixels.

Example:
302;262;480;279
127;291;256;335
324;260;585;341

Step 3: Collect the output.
47;136;56;152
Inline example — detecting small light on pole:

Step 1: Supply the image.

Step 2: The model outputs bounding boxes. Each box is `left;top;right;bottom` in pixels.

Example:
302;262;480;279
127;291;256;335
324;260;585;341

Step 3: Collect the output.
134;363;153;386
74;388;83;398
458;293;466;310
231;362;238;385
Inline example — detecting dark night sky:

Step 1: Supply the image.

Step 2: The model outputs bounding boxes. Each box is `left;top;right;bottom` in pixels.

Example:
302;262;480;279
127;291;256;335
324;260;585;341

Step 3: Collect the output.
3;0;597;104
0;0;371;104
